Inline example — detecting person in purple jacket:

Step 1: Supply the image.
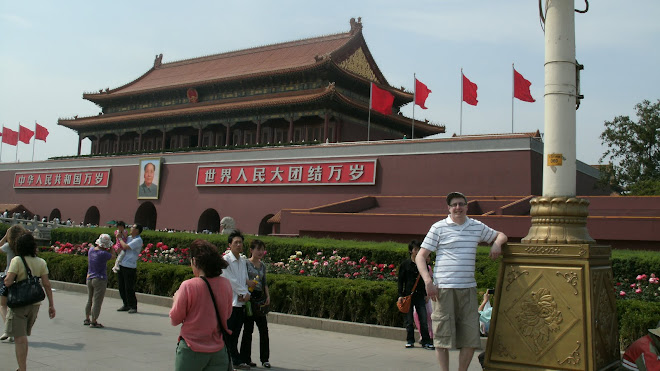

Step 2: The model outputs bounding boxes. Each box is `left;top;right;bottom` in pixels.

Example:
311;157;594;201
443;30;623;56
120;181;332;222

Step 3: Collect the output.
84;234;116;328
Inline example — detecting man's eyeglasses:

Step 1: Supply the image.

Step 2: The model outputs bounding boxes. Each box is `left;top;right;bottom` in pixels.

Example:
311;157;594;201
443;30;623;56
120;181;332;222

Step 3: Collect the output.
449;202;467;208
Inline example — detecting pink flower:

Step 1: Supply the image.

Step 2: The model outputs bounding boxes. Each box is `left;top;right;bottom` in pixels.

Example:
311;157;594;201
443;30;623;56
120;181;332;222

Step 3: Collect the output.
636;274;648;281
344;273;350;278
299;270;305;274
630;283;636;288
323;261;328;266
317;252;322;255
650;277;659;284
619;291;626;296
635;288;642;294
353;272;360;277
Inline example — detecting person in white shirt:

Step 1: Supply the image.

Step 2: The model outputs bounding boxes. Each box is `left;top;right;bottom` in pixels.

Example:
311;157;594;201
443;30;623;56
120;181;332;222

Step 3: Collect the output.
222;230;252;370
415;192;507;371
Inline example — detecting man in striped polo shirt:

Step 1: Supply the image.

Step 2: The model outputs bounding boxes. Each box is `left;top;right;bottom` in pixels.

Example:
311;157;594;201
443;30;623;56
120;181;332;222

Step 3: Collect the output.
415;192;507;371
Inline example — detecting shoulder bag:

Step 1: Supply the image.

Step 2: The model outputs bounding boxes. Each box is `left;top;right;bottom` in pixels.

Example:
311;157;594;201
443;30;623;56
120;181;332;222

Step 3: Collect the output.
397;274;420;314
7;256;46;308
200;276;233;370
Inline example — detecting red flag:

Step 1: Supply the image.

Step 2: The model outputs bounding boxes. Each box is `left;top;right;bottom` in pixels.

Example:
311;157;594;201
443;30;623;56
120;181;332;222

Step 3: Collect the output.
513;69;536;103
35;123;49;142
370;83;394;115
2;127;19;146
414;79;431;109
462;74;478;106
19;125;34;144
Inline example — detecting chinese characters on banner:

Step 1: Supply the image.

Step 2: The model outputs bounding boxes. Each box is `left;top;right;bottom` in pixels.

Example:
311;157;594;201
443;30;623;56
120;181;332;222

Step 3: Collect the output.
196;160;377;186
13;169;111;188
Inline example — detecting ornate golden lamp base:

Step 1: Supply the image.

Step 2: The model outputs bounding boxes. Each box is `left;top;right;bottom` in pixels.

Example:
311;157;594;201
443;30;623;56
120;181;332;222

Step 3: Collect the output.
484;197;620;370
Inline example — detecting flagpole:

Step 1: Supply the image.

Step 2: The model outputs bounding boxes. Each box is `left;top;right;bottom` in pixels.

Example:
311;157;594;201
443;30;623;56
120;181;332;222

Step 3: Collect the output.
412;73;416;139
15;124;19;163
367;83;372;141
0;126;3;162
512;63;515;133
460;68;463;136
32;121;36;162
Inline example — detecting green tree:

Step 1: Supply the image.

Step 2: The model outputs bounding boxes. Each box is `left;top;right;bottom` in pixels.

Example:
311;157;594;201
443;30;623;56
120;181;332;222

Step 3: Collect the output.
599;99;660;194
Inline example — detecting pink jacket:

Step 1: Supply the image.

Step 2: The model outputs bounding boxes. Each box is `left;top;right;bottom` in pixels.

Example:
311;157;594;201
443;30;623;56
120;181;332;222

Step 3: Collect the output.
170;276;233;353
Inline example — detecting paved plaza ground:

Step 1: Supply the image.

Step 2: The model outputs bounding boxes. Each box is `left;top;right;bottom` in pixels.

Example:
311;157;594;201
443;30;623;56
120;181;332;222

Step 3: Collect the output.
0;283;482;371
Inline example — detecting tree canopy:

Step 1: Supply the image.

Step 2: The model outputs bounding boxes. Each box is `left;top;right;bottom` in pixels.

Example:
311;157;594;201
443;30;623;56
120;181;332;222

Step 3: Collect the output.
599;99;660;195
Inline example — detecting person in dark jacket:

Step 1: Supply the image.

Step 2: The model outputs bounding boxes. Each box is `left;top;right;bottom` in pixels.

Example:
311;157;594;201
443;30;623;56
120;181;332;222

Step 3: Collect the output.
398;240;434;349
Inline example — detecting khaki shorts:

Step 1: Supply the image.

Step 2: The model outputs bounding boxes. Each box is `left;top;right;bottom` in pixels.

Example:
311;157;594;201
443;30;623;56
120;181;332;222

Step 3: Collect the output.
6;304;40;337
431;287;481;349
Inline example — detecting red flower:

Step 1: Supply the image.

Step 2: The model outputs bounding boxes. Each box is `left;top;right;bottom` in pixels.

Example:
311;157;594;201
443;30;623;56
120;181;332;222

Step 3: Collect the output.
300;269;305;274
388;264;395;269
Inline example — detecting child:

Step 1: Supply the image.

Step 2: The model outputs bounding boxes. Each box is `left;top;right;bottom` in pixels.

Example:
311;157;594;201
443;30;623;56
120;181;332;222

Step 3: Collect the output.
112;221;128;273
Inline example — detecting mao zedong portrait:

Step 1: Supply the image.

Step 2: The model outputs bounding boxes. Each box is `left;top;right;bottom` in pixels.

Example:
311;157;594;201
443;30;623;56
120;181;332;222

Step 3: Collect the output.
138;162;159;198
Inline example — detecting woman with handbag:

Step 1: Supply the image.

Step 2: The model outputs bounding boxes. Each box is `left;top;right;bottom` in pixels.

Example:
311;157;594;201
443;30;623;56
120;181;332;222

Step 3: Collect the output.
397;240;434;350
239;239;271;368
1;224;28;343
170;239;233;371
4;233;56;371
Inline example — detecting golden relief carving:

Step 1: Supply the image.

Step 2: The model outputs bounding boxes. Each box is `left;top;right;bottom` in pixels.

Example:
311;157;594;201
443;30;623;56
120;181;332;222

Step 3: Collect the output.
337;48;378;82
495;336;517;359
556;271;579;295
558;341;581;366
522;196;596;245
505;267;529;291
525;246;561;255
515;288;563;353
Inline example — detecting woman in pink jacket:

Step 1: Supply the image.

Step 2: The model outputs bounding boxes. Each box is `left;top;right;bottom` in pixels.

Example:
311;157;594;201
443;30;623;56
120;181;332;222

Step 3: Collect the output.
170;239;233;371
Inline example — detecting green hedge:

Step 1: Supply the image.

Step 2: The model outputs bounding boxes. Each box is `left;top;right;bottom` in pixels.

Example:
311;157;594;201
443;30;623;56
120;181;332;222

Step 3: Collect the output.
617;299;660;349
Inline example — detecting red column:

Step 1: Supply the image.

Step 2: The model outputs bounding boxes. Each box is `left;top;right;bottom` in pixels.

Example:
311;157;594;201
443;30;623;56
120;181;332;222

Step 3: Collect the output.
288;116;294;143
324;112;329;142
77;135;82;156
198;127;203;147
115;134;120;153
138;132;143;151
161;130;166;149
225;123;231;146
256;118;262;144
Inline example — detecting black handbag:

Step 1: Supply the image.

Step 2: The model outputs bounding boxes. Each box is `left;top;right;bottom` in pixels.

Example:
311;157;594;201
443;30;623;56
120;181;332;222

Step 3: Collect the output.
250;292;270;317
200;276;232;370
7;256;46;308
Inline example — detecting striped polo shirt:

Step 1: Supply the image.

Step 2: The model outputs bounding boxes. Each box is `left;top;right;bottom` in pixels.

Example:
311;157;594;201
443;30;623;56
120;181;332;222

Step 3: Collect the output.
421;216;498;288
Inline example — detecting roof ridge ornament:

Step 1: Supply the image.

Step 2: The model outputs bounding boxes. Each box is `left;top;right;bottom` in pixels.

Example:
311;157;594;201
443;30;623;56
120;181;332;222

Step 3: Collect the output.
154;53;163;68
349;17;362;35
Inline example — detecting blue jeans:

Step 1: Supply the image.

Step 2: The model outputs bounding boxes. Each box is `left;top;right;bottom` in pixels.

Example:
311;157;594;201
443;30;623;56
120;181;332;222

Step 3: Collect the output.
404;294;432;344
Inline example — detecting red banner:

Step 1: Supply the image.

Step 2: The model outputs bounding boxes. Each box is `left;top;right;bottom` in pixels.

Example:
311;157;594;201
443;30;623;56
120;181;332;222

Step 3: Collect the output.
196;160;377;186
14;169;111;188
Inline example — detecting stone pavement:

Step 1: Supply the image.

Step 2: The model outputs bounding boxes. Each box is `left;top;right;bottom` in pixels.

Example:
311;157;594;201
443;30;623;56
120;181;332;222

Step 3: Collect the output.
0;283;483;371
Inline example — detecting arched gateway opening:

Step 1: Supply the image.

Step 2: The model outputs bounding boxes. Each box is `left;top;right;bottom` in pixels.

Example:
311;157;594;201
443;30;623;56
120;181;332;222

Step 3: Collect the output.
258;214;274;236
49;208;62;222
198;209;220;233
135;202;157;231
84;206;100;226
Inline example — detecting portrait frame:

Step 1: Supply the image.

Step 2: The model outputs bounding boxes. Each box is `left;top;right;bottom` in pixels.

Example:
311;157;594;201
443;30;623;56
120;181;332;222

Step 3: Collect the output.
137;157;161;200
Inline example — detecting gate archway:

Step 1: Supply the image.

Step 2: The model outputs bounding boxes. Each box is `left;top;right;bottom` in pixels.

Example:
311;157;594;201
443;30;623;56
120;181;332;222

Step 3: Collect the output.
258;214;275;236
83;206;100;226
135;202;157;231
49;208;62;222
197;208;220;233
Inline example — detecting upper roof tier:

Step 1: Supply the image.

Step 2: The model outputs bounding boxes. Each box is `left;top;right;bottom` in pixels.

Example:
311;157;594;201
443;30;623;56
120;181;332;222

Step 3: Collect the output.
84;18;389;101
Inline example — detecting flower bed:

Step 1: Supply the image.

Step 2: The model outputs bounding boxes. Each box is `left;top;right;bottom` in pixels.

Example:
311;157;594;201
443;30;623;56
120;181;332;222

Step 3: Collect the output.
617;273;660;301
45;242;397;282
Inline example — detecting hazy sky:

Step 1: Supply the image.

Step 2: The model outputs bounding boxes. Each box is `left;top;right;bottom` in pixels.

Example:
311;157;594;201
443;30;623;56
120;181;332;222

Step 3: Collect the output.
1;1;658;165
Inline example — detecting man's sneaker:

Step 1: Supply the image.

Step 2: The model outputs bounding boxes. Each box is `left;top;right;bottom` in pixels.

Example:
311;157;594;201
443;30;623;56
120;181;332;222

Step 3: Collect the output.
233;363;251;370
0;333;8;341
405;342;414;348
117;306;129;312
128;308;138;314
423;343;436;350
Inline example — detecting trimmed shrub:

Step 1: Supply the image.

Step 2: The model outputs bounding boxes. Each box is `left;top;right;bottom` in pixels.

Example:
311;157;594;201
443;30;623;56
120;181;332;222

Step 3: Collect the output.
616;299;660;349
